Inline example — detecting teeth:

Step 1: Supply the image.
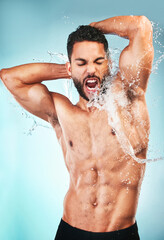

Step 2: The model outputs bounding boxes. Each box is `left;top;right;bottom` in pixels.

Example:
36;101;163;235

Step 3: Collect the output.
86;79;97;83
87;85;98;90
87;87;96;89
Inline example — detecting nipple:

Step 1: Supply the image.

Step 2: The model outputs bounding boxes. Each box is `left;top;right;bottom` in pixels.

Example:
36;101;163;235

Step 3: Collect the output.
69;140;73;147
111;128;116;135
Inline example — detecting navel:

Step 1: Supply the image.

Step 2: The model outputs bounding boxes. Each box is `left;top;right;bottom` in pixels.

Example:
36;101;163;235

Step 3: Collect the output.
90;196;98;207
92;202;98;207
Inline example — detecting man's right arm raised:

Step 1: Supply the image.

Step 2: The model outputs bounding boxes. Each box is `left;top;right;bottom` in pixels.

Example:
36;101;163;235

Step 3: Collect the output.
0;63;70;122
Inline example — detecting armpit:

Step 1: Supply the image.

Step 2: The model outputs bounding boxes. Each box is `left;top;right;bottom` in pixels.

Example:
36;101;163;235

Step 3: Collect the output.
126;87;144;102
48;114;62;140
127;89;137;102
48;113;60;126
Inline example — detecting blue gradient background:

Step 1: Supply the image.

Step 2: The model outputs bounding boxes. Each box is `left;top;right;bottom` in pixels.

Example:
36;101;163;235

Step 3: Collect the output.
0;0;164;239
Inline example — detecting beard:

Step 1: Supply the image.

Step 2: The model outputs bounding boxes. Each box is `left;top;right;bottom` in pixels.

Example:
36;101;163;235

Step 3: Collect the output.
72;77;89;101
72;74;107;102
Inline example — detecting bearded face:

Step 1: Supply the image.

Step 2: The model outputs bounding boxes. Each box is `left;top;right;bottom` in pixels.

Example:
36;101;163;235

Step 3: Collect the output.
66;41;110;101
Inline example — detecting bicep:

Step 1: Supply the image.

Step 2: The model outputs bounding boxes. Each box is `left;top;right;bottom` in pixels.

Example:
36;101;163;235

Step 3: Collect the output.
119;18;154;91
13;82;57;122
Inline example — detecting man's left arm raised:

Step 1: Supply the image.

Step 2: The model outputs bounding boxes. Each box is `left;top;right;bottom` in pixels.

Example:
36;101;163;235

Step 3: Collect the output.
90;15;154;92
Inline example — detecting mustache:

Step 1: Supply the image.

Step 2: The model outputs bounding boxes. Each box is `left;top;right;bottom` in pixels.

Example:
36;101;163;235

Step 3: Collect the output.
83;75;101;84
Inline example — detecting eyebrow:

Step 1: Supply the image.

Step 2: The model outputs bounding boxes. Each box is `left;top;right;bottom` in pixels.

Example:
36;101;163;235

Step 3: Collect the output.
75;58;86;62
75;57;105;62
94;57;105;62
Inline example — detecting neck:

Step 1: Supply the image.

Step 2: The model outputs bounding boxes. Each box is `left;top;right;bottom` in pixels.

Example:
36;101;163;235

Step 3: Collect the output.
76;96;97;112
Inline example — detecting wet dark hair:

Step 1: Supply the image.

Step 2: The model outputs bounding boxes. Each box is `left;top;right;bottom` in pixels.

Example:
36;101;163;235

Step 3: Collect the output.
67;25;109;62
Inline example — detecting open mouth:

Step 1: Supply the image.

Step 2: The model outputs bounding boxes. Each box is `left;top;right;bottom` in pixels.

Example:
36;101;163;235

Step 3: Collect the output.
85;78;99;92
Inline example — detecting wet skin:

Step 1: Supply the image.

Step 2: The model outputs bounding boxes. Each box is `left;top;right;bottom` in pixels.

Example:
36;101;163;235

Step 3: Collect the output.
50;41;149;232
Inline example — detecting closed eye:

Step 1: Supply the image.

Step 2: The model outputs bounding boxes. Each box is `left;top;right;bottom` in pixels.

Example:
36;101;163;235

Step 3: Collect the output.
77;62;86;66
75;58;86;66
94;57;105;65
95;61;103;65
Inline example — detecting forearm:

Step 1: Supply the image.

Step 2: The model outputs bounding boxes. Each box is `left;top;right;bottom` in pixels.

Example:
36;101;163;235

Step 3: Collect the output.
0;63;69;85
90;15;151;40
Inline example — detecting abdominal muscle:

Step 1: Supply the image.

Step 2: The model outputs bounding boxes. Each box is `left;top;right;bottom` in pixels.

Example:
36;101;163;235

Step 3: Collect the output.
62;152;145;232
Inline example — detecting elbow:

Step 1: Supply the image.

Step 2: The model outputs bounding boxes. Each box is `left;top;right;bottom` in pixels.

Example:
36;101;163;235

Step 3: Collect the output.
0;68;13;85
0;68;8;83
138;16;153;33
0;68;18;91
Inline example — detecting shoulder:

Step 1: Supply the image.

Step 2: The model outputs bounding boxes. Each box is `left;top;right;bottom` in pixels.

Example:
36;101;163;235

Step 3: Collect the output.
50;92;72;104
49;92;77;120
50;92;75;112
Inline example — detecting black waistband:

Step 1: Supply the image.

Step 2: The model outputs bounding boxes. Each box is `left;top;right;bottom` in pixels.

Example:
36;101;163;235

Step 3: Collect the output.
55;219;140;240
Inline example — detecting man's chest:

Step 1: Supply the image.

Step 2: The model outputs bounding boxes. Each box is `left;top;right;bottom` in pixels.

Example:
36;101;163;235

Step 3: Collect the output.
54;90;150;160
58;108;146;161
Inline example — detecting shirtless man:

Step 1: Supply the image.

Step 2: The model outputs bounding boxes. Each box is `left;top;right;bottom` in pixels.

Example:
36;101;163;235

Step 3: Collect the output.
0;15;154;240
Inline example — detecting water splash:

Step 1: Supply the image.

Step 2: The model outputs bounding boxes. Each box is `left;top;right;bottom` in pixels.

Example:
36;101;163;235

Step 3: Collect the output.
62;15;75;25
87;76;163;164
151;21;164;73
108;48;120;76
47;51;68;63
21;110;52;136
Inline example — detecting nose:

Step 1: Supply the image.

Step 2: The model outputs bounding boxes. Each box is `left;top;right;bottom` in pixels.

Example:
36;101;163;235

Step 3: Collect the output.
86;63;96;75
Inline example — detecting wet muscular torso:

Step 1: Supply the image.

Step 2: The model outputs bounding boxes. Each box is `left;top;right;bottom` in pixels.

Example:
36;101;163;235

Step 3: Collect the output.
50;82;149;232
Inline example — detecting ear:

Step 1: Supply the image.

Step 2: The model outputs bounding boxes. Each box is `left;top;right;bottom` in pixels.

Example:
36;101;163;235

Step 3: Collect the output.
65;62;72;77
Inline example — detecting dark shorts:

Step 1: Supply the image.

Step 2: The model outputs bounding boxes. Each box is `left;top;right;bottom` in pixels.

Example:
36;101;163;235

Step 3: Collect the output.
54;219;140;240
